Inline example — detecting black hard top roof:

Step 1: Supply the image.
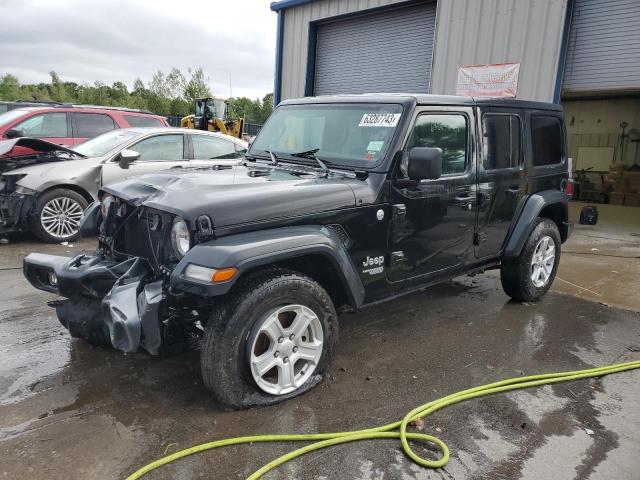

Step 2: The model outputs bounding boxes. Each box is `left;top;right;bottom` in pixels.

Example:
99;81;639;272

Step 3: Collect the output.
280;93;562;111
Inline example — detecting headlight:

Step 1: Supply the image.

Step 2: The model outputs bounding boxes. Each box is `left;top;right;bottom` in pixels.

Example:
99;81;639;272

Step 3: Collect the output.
171;217;191;257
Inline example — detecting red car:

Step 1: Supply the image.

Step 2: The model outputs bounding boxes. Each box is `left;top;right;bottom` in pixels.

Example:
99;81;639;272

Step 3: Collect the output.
0;105;169;147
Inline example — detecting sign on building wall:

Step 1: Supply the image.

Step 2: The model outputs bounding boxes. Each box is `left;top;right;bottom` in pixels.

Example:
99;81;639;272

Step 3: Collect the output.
456;63;520;97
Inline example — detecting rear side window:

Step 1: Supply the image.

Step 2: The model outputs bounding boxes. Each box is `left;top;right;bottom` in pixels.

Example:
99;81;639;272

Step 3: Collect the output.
482;114;521;170
72;113;116;138
192;135;238;159
14;112;68;137
531;115;563;166
124;115;165;128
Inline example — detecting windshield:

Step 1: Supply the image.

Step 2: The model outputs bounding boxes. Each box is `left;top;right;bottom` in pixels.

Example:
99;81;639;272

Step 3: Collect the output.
250;103;403;169
195;99;226;118
0;109;31;128
74;129;139;157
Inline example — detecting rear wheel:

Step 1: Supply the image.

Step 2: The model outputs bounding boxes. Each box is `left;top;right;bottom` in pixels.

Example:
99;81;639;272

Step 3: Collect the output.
501;218;561;302
200;269;338;408
31;188;88;243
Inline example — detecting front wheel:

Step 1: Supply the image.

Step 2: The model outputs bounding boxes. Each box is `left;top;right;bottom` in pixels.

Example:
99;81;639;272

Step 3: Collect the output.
31;188;88;243
200;269;338;408
501;218;561;302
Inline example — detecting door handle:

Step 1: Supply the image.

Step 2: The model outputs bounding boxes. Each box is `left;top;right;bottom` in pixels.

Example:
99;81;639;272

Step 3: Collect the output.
506;187;520;196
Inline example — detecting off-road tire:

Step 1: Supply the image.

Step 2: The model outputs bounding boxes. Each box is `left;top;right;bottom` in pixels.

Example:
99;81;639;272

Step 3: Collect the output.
55;299;112;348
31;188;88;243
200;268;338;409
501;218;561;302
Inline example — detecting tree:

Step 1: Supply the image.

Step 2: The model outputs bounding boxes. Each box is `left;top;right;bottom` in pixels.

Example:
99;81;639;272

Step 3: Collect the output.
184;67;212;101
49;71;71;103
0;74;21;100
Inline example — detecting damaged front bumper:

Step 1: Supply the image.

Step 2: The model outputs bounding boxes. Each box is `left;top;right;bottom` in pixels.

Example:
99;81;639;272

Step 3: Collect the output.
0;192;33;236
24;252;164;354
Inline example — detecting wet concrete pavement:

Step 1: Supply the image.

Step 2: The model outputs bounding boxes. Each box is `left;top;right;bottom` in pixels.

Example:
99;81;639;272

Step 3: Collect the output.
1;206;640;480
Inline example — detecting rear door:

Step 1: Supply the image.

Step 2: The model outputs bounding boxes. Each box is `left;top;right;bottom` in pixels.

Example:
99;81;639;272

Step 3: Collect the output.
475;108;525;259
71;113;117;144
100;133;187;186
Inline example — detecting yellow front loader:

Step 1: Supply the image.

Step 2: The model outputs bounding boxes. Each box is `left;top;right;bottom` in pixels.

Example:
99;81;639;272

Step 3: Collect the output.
180;97;244;138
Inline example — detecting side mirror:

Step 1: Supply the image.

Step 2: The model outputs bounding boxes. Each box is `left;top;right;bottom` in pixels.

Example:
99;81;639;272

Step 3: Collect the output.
408;147;443;180
118;149;140;169
5;128;24;139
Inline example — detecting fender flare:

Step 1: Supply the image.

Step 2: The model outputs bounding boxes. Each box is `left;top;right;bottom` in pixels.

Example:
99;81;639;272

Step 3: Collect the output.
170;225;365;308
503;190;569;259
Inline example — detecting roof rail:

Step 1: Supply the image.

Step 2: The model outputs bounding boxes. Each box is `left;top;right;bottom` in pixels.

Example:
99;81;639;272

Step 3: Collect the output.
1;100;156;115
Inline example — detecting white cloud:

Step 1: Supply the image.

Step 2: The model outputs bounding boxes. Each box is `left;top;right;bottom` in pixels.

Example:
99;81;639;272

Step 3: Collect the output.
0;0;277;99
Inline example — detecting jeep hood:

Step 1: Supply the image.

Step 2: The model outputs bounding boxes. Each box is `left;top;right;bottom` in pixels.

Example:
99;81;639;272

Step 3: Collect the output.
102;165;357;228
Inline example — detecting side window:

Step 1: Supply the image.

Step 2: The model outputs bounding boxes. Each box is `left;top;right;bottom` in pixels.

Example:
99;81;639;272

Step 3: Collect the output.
407;114;467;176
15;112;67;137
72;113;116;138
124;115;165;128
531;115;563;166
482;114;521;170
130;135;184;161
192;135;238;159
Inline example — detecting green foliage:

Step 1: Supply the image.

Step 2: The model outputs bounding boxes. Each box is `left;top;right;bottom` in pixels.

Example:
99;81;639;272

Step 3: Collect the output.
0;69;271;122
228;93;273;123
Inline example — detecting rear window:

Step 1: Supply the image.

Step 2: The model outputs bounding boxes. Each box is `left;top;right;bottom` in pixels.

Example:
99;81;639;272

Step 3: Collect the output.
531;115;563;167
72;113;116;138
124;115;165;128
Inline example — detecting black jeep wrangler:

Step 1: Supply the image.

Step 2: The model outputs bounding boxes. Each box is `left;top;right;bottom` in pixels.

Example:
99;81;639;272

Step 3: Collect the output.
24;94;572;408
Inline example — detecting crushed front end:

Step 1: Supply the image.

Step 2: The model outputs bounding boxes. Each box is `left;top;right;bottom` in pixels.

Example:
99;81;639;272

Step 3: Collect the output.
23;193;215;355
0;175;35;236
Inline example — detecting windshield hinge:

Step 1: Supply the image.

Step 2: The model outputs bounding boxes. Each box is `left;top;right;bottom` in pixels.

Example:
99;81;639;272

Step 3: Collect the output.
195;215;214;242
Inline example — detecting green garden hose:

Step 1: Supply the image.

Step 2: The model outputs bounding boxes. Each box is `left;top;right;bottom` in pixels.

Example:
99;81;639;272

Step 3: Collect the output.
127;359;640;480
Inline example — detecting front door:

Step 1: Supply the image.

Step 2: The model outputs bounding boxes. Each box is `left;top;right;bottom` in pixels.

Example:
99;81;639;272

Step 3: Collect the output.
101;134;187;186
475;108;525;258
387;107;477;282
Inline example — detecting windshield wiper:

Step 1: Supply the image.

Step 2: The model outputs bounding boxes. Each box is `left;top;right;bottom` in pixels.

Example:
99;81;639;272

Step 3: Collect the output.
265;150;279;165
290;148;329;174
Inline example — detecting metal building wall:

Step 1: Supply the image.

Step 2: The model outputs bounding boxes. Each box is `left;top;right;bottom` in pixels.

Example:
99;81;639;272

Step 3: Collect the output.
280;0;411;101
563;0;640;95
429;0;569;102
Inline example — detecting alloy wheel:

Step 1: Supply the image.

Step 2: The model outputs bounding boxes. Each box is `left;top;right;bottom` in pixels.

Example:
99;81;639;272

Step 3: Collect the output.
249;304;324;395
530;235;556;288
40;196;84;240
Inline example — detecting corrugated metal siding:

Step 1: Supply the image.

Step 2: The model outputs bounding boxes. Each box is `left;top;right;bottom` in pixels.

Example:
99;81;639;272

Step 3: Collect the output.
563;0;640;94
314;3;436;95
280;0;411;100
430;0;568;102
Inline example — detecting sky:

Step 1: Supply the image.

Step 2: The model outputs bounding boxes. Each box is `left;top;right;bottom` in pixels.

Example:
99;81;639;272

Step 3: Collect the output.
0;0;277;99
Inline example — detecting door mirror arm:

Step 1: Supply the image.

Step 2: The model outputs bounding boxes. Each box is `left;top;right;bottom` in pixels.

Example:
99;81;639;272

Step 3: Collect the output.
117;149;140;169
5;128;24;139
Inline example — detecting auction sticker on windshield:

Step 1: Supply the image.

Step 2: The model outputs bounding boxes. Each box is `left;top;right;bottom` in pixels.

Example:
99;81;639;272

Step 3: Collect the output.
359;113;401;127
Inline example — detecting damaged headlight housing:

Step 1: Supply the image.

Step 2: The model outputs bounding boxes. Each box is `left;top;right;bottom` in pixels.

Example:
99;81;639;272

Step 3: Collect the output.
171;217;191;257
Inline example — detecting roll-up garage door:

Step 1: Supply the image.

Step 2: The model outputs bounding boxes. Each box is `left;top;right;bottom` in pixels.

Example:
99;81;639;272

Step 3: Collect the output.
563;0;640;94
314;2;437;96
